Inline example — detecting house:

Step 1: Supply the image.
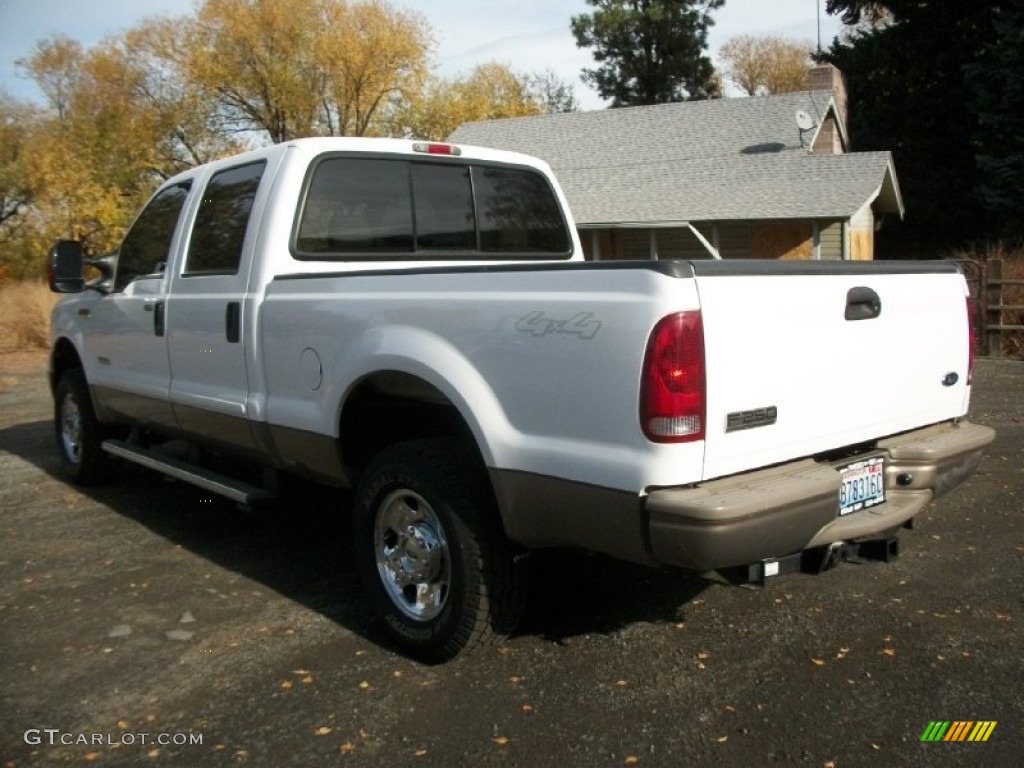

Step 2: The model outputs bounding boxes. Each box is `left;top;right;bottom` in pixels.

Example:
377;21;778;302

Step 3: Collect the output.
449;66;903;261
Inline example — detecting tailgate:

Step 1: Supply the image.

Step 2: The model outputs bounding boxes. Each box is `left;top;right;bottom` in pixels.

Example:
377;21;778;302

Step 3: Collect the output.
692;261;971;481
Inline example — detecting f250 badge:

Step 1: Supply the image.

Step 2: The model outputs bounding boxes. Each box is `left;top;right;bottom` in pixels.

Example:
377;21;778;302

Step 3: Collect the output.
515;311;602;340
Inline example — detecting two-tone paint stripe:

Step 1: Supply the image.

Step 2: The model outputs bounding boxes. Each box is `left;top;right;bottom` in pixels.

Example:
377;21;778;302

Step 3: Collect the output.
920;721;997;742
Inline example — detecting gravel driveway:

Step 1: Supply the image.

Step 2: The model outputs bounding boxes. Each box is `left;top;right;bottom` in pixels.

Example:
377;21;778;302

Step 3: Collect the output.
1;353;1021;767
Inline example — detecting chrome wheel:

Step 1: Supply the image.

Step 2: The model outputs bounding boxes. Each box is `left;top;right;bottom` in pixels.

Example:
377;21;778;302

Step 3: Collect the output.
374;489;451;621
60;392;83;465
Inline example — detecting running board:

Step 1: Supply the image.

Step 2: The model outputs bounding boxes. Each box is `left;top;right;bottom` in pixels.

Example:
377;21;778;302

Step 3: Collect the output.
101;439;276;506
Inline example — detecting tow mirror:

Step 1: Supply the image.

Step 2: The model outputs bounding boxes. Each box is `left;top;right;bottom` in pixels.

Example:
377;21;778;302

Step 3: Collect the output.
47;240;85;293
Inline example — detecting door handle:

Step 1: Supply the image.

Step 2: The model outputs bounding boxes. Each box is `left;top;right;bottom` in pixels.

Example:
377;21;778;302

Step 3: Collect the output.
845;287;881;321
153;301;165;336
226;301;240;343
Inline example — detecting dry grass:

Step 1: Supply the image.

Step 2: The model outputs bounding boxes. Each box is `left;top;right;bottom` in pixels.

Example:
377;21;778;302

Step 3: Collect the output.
0;281;59;353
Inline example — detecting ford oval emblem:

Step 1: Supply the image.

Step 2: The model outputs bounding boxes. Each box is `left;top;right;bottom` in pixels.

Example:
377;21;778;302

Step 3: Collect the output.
942;372;959;387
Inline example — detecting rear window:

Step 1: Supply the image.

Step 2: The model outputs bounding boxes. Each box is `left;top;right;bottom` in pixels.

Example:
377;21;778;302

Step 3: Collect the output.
294;156;570;259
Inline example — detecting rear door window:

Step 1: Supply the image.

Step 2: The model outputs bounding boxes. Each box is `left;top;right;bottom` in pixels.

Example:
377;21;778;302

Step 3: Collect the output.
185;161;267;275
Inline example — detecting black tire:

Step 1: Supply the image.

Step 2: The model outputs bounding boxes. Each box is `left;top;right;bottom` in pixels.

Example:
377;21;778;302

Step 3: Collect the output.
54;369;119;485
353;438;527;662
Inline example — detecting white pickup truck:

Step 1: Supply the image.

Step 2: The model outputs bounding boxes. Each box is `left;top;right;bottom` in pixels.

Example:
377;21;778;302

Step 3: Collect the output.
48;137;994;660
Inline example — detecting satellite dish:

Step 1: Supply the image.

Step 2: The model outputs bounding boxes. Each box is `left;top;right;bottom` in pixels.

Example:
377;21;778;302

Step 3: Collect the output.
795;109;817;132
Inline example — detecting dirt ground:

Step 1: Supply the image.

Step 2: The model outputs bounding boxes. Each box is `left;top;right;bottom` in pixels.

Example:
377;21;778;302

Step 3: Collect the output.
1;352;1021;767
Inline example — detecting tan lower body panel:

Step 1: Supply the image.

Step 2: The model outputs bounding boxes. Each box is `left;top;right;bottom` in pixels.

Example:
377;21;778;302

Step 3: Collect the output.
646;420;994;571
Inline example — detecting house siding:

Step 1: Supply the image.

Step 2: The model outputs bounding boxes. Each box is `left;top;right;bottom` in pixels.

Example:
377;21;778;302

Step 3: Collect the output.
850;202;874;261
820;220;844;260
655;226;717;259
751;221;813;260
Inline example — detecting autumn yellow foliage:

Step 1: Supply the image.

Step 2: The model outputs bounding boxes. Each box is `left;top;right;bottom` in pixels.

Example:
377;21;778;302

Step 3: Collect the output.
718;35;813;96
0;0;576;283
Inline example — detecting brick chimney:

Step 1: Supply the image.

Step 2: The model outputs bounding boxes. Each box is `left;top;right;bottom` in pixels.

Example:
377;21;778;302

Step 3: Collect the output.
808;64;848;155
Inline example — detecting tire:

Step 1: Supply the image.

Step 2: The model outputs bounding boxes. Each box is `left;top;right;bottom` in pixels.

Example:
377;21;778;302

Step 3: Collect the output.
353;438;527;662
54;369;119;485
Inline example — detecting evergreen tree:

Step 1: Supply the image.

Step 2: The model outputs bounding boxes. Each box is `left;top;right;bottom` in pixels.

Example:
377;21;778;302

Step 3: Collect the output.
966;1;1024;241
571;0;724;107
822;1;1018;251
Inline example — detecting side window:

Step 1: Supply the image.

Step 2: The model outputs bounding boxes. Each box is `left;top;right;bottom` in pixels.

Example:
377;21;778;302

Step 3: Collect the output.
115;183;191;292
474;166;570;254
296;158;412;254
411;163;475;250
185;161;266;275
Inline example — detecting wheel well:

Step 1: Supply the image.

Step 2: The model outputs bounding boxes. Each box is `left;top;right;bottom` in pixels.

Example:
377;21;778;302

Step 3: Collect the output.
339;371;480;477
50;338;83;393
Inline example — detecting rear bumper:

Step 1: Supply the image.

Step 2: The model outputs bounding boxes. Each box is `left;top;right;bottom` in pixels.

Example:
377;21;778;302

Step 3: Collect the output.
645;420;995;572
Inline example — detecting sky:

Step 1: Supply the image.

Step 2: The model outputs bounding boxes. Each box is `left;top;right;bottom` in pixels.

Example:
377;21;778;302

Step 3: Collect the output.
0;0;845;111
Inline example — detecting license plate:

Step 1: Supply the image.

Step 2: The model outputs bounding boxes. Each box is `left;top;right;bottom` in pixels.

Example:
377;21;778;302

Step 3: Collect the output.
838;457;886;516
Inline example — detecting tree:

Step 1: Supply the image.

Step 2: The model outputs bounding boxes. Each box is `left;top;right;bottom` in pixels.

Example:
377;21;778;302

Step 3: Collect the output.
120;18;242;171
821;1;1001;251
316;0;431;136
0;0;573;279
11;27;225;267
571;0;723;106
966;1;1024;240
0;94;34;247
17;36;81;122
395;63;549;141
719;35;813;96
525;70;580;114
185;0;430;142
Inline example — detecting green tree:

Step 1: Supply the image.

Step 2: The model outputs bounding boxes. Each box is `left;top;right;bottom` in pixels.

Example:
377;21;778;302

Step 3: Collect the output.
966;1;1024;240
571;0;724;106
822;0;998;251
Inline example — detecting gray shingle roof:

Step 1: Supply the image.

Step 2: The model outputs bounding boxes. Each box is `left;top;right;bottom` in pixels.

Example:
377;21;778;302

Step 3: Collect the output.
449;92;903;226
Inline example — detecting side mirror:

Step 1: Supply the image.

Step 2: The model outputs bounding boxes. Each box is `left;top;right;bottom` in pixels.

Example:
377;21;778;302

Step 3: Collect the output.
47;240;86;294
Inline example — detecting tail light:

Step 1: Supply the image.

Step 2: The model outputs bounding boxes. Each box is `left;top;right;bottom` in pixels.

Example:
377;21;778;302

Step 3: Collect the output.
966;297;977;385
640;311;706;442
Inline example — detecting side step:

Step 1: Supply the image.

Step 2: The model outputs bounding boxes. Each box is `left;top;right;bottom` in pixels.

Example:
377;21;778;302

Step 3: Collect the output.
101;439;276;506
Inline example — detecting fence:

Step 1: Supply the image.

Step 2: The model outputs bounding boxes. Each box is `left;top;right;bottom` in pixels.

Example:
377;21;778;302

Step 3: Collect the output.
960;258;1024;358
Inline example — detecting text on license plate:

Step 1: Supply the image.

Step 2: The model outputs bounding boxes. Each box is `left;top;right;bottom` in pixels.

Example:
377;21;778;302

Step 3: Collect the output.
838;457;885;516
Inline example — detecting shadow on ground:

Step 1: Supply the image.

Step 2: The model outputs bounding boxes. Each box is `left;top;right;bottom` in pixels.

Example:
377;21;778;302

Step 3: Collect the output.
0;418;710;657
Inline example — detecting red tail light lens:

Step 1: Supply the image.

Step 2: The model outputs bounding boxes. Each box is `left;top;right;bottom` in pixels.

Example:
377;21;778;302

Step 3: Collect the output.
640;311;706;442
966;296;977;384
